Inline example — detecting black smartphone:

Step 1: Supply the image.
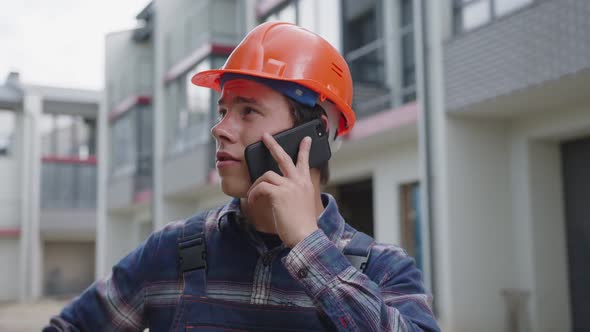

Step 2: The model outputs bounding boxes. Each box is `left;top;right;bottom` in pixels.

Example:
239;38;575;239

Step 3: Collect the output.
244;119;332;183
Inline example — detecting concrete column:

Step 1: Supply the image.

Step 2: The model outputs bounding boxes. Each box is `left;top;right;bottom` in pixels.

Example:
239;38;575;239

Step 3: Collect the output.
20;94;43;301
18;107;29;302
153;0;166;230
104;212;135;271
373;165;400;245
96;92;108;279
528;141;571;330
419;0;455;329
243;0;257;31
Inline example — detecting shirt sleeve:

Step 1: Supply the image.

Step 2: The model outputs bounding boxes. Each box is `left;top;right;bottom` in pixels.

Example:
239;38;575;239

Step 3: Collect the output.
282;229;440;332
42;227;170;332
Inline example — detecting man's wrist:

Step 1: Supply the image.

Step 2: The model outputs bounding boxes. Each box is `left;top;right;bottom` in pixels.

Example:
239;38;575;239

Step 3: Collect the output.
284;224;319;248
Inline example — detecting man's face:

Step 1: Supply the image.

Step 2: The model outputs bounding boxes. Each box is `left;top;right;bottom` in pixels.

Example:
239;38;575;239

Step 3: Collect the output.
211;78;294;198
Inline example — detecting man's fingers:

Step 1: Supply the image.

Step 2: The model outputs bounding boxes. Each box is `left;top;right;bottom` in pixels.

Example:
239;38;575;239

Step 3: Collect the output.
296;136;312;175
247;181;276;206
247;171;284;196
262;133;297;177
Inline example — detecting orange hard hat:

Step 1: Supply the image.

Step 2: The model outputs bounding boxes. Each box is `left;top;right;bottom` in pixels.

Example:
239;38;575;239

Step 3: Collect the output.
192;21;355;136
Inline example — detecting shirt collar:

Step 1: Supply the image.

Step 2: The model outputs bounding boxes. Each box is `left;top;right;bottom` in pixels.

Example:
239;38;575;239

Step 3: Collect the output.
215;193;346;243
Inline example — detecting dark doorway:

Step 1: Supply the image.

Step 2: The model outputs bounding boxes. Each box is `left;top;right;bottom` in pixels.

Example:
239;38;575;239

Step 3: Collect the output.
327;178;374;237
561;136;590;330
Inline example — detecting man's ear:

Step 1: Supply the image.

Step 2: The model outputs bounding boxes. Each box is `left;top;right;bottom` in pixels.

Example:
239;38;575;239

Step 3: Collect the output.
320;114;329;133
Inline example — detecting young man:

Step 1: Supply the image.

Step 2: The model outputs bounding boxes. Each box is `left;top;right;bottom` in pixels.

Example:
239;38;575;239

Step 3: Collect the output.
45;22;439;331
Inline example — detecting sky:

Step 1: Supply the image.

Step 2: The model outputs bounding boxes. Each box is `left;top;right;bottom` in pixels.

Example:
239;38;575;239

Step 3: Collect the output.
0;0;151;91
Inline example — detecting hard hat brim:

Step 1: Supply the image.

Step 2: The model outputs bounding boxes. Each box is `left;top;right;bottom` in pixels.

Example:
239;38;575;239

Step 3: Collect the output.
192;69;355;136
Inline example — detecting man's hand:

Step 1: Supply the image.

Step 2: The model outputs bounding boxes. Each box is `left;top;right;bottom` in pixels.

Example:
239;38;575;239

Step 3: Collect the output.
246;133;319;248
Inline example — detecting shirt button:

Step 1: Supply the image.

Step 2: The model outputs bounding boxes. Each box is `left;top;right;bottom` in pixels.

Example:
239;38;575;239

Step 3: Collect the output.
297;268;308;279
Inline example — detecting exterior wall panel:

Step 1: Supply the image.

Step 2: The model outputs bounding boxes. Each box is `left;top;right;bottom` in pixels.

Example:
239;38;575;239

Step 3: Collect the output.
0;238;20;301
445;0;590;112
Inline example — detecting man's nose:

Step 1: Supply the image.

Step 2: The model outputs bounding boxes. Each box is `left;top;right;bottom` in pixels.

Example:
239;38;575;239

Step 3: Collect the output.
211;113;237;144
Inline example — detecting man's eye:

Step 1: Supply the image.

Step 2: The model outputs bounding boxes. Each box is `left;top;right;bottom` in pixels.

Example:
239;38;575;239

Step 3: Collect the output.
241;107;257;117
217;109;227;120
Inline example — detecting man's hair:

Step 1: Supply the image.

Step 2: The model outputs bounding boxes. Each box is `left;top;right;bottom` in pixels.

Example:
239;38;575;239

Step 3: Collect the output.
285;98;330;184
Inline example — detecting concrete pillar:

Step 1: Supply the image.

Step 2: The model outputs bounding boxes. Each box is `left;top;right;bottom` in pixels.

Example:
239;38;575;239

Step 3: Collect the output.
153;0;166;230
20;94;43;301
96;92;108;279
418;0;455;329
18;106;29;302
104;212;135;272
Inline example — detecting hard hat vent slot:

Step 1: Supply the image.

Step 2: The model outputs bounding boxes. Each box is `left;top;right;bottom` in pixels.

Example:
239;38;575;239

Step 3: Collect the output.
331;63;343;78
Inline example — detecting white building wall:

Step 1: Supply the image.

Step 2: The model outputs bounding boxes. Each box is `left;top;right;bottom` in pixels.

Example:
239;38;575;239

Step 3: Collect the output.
444;118;516;331
0;113;22;229
0;237;20;301
426;0;590;328
509;103;590;331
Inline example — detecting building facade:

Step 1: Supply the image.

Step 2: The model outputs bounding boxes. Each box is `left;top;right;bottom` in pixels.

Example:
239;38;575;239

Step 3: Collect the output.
0;73;100;302
99;0;590;330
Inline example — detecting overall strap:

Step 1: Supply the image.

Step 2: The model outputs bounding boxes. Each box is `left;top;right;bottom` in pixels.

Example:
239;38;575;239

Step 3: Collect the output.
177;215;207;296
343;231;374;273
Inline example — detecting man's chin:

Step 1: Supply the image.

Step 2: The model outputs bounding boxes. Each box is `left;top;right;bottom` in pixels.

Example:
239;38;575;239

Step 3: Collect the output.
220;178;249;198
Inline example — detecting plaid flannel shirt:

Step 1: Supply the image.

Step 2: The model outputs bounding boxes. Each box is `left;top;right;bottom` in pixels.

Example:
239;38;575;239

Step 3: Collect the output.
44;193;440;331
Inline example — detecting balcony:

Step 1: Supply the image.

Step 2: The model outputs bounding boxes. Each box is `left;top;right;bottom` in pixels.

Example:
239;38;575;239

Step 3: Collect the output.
162;141;210;199
346;39;394;120
107;163;153;211
108;101;153;211
165;0;243;71
41;157;97;210
40;157;97;237
445;0;590;116
107;149;153;211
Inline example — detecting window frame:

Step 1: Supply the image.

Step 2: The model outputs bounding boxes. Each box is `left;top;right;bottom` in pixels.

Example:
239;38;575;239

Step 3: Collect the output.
454;0;535;34
0;110;16;157
258;0;299;24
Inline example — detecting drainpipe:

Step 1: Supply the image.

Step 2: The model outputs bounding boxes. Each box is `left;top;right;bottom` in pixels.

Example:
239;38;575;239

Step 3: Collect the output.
414;0;437;311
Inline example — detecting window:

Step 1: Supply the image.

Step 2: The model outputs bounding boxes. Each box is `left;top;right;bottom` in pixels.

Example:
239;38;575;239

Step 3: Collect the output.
260;0;297;24
342;0;392;117
110;111;136;176
400;0;416;103
400;182;423;272
166;59;212;155
343;0;382;85
0;110;15;156
40;114;93;159
454;0;533;33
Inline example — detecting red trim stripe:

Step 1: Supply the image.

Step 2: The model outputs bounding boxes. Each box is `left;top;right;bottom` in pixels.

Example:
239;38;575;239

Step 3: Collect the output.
0;228;20;237
133;190;153;204
42;155;97;165
108;95;152;122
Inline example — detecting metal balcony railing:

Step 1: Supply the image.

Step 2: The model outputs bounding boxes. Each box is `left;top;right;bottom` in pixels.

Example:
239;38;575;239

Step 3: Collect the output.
41;157;97;209
346;38;393;119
